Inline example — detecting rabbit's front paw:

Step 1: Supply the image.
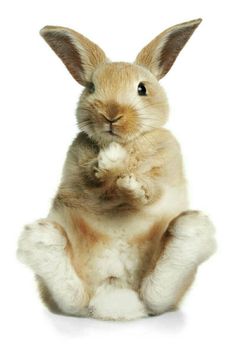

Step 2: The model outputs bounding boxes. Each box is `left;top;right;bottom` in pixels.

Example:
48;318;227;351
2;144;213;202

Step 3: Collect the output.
17;220;67;277
117;174;149;204
95;142;127;178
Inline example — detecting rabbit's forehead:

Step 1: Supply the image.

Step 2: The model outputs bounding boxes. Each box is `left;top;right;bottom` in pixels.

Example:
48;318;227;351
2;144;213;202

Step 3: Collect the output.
93;62;153;87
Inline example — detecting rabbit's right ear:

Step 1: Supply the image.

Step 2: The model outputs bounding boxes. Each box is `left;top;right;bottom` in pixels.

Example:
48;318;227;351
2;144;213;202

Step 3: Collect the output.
40;26;108;85
135;19;202;80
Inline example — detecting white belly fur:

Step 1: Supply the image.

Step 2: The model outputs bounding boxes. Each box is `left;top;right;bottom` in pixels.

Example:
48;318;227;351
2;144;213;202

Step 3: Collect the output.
79;184;188;285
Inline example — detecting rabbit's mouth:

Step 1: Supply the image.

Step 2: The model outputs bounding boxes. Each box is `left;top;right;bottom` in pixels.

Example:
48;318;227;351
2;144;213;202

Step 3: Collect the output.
105;123;120;137
105;130;120;137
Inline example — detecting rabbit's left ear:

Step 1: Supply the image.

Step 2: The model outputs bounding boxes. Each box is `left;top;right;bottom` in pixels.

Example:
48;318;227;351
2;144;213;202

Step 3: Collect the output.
135;19;202;80
40;26;107;85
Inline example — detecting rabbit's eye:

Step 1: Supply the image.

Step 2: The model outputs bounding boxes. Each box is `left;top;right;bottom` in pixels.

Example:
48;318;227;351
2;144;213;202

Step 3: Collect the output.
138;82;147;96
87;82;95;94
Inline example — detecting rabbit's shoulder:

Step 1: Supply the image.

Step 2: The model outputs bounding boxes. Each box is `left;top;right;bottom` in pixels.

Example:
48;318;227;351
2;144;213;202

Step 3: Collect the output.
131;128;181;161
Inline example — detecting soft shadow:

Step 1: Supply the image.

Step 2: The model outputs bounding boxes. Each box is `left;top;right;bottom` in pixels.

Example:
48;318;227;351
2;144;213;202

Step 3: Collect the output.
142;310;186;332
44;308;186;337
44;309;123;337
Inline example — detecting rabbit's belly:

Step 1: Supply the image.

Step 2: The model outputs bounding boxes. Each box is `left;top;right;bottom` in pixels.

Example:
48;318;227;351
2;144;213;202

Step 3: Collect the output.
79;185;188;289
76;211;168;290
50;185;188;289
84;236;152;291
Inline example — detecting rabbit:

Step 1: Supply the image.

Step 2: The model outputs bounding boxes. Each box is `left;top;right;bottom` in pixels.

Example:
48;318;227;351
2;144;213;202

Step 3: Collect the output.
17;18;216;321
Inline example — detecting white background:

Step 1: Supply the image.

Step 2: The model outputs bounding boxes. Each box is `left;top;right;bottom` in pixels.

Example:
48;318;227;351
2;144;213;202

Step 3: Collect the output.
1;0;235;352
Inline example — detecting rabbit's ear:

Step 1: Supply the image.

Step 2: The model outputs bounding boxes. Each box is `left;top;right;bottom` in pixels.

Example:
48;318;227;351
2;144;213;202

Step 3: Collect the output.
40;26;107;85
135;19;202;80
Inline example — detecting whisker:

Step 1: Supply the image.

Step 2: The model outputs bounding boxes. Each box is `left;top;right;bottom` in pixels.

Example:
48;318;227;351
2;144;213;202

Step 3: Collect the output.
78;120;95;130
137;114;159;119
127;114;160;123
130;100;167;112
133;132;157;150
139;123;160;130
78;107;94;115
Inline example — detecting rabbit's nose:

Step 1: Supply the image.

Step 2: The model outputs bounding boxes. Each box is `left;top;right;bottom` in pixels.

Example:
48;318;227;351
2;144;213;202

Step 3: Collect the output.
102;114;123;123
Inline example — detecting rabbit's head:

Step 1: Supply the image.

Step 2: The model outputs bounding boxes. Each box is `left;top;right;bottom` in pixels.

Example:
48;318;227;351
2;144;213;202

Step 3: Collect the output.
41;19;201;145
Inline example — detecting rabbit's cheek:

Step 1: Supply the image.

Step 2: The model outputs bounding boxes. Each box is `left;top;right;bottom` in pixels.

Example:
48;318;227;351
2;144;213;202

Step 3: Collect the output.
115;119;139;137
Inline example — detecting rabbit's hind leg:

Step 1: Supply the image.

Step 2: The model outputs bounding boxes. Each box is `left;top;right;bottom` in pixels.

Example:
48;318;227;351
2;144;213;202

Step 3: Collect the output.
140;211;216;315
17;220;88;316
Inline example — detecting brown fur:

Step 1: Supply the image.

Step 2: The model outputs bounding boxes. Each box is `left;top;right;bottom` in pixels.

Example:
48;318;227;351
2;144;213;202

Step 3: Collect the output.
129;218;170;245
37;20;202;315
135;19;202;79
70;212;107;245
89;98;140;138
46;123;186;294
54;126;185;214
40;26;107;85
129;218;173;283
